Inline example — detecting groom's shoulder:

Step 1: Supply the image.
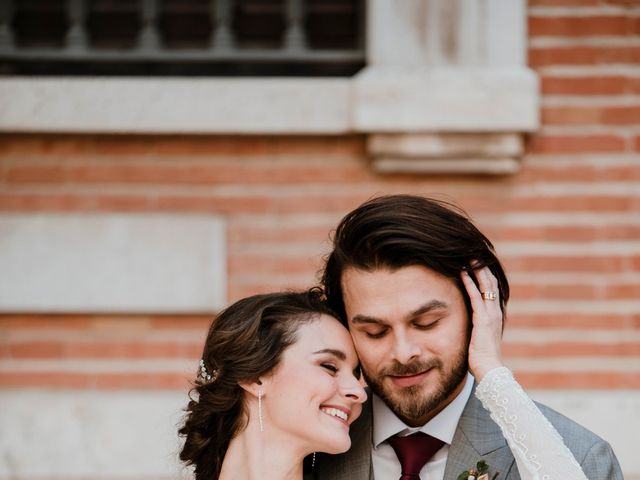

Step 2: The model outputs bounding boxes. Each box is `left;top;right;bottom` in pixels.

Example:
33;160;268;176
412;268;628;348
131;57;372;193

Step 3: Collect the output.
535;399;604;447
533;399;621;471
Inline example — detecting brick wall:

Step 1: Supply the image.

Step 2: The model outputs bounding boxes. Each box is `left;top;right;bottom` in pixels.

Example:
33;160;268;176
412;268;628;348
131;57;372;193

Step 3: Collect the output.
0;1;638;478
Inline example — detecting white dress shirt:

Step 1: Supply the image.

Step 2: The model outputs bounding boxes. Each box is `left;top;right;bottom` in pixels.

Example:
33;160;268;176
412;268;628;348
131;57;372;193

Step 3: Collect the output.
371;372;474;480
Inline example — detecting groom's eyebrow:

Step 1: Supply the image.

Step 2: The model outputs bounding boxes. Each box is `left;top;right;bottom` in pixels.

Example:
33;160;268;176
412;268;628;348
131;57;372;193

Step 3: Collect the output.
351;314;386;325
351;300;448;325
313;348;346;361
408;300;448;320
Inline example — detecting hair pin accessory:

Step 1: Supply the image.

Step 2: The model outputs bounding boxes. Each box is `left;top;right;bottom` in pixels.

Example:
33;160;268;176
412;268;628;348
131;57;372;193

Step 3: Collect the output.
199;359;219;383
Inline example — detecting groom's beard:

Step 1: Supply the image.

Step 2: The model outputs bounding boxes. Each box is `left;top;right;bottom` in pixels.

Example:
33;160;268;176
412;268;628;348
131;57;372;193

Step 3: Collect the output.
363;345;469;425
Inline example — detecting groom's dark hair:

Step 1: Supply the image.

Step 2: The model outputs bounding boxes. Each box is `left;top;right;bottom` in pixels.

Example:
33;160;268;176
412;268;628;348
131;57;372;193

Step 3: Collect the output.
321;194;509;325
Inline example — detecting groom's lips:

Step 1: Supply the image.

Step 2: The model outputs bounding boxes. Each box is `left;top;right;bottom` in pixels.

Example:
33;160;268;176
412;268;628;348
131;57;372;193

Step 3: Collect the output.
388;369;433;388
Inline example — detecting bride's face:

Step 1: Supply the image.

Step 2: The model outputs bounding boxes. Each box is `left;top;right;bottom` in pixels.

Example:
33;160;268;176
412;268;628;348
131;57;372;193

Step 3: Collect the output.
262;314;367;455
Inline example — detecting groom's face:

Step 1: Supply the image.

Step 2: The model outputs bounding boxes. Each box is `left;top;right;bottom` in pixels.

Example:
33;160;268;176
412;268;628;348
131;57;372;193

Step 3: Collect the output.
341;265;470;427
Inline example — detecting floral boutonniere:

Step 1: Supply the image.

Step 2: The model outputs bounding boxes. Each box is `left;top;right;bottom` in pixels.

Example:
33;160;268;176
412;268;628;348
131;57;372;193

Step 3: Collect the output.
457;460;500;480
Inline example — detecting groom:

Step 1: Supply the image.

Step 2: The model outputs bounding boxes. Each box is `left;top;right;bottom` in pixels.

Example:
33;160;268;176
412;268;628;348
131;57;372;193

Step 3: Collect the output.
311;195;622;480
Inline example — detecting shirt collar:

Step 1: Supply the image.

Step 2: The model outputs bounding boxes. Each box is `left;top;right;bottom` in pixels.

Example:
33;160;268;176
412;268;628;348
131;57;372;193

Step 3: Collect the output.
372;372;474;447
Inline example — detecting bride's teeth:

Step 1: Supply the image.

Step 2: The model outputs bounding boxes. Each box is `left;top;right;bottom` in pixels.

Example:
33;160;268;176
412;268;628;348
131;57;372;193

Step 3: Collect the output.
321;407;348;421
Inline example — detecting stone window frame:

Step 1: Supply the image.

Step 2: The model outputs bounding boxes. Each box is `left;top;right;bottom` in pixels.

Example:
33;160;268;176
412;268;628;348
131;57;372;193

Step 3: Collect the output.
0;0;538;174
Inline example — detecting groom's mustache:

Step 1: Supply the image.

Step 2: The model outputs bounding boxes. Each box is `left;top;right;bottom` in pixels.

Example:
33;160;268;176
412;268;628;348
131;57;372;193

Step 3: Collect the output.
378;358;442;377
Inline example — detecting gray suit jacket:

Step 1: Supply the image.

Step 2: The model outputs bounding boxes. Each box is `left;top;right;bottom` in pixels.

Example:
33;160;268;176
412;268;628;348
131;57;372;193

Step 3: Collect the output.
309;385;623;480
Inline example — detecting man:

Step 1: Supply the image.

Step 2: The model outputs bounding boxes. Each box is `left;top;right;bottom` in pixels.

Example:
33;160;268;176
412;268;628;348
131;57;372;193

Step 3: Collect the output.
311;195;622;479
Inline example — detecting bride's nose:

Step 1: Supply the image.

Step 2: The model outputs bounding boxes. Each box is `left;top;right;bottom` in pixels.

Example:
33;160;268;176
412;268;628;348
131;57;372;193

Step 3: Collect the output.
342;375;367;404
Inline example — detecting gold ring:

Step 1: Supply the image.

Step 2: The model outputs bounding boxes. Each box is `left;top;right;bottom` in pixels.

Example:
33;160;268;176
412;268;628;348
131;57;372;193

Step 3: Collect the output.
481;291;497;301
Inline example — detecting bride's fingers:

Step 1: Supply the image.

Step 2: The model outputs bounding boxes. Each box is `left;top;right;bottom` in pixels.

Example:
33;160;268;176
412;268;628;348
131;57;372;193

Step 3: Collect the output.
462;264;505;380
471;265;502;318
460;268;486;325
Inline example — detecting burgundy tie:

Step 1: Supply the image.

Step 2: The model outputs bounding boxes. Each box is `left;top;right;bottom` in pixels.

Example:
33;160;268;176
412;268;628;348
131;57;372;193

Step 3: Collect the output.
388;432;445;480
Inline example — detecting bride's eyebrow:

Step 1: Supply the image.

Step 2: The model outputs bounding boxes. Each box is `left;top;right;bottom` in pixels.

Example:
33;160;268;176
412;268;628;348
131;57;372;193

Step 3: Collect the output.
312;348;346;361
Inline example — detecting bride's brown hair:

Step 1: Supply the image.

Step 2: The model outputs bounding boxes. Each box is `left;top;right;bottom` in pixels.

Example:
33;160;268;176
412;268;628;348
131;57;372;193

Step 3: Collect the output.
178;289;336;480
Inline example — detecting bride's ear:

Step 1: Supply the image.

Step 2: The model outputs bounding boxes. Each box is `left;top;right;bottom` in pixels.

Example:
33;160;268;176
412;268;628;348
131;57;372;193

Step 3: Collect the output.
239;379;266;398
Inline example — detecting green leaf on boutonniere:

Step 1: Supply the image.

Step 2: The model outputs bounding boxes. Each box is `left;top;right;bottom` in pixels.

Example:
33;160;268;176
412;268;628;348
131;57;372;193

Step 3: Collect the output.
457;471;471;480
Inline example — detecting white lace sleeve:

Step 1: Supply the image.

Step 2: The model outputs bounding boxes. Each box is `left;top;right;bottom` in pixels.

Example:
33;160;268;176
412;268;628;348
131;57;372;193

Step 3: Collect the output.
475;367;587;480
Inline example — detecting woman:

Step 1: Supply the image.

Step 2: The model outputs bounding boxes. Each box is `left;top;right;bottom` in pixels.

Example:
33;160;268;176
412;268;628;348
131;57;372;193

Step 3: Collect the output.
179;289;367;480
179;283;587;480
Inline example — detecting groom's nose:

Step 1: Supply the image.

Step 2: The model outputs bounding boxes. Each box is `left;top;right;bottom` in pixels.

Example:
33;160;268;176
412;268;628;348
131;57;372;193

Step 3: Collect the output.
392;332;421;364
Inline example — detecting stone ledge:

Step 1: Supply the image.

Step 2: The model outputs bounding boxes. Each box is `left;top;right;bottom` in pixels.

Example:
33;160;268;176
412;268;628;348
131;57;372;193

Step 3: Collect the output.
352;67;539;132
0;77;352;134
0;69;538;134
369;132;524;174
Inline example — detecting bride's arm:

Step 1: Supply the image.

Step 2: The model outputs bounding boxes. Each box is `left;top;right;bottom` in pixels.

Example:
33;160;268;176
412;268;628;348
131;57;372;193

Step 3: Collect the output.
460;266;587;480
475;367;588;480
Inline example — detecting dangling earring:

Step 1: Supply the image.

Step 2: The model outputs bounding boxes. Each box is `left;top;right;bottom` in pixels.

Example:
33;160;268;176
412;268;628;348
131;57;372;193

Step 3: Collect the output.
258;386;264;433
312;452;316;468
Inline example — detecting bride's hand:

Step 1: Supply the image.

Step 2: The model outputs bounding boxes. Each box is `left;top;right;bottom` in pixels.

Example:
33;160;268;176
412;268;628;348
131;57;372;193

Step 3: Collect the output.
460;264;504;381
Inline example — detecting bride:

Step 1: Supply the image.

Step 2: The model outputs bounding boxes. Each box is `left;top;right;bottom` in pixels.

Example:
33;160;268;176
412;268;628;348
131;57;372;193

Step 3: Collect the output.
178;283;587;480
179;289;366;480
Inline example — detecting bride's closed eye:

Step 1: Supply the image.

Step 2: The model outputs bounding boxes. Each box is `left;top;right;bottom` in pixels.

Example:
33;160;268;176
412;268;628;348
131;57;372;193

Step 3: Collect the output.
321;363;338;375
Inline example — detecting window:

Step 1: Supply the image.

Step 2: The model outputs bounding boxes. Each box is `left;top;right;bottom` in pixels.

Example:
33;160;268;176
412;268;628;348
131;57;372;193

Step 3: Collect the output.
0;0;365;76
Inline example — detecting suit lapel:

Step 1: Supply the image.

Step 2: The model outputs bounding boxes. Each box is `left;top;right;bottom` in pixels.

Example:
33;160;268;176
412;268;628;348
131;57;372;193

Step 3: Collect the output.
444;384;518;480
315;383;519;480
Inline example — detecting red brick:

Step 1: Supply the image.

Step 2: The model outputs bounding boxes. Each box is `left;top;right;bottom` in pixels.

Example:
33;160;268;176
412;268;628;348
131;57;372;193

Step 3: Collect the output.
6;163;372;186
0;314;210;332
6;337;204;359
529;46;640;67
519;162;640;182
529;16;635;37
541;106;601;125
93;195;153;211
154;192;372;215
504;342;640;357
93;372;190;390
0;372;190;390
635;135;640;151
228;282;317;303
152;135;366;157
515;371;640;389
0;134;366;159
5;166;68;183
526;134;627;153
228;224;335;244
504;254;630;273
66;341;200;359
509;313;636;329
8;342;65;359
465;194;636;213
487;225;597;242
0;194;95;212
490;224;640;242
605;0;640;5
605;283;640;299
511;283;596;300
0;372;90;389
228;254;322;276
529;0;598;5
602;106;640;124
542;106;640;125
541;75;640;95
0;314;94;330
149;316;211;330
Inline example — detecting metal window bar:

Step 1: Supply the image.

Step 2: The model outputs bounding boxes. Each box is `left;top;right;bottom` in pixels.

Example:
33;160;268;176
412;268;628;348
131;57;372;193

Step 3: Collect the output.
0;0;364;67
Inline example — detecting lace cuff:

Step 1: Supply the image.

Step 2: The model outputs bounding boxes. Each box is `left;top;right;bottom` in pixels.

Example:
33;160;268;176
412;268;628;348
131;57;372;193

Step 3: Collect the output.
475;367;587;480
